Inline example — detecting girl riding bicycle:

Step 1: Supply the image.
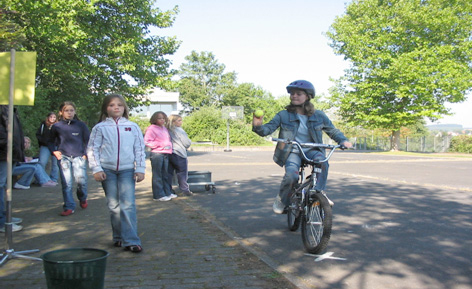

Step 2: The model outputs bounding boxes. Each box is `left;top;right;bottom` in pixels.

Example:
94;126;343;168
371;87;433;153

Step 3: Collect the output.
252;80;352;214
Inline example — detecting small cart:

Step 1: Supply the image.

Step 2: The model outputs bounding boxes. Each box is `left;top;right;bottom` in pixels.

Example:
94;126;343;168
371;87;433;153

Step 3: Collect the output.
187;171;216;193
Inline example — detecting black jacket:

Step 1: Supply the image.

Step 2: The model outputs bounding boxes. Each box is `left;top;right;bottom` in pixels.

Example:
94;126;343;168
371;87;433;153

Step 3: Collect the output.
36;121;54;147
0;105;25;162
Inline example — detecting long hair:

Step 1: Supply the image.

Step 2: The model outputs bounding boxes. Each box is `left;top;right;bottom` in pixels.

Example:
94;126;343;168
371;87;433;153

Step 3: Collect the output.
285;100;315;116
166;114;182;132
45;112;57;127
58;101;80;121
98;94;130;122
150;111;167;126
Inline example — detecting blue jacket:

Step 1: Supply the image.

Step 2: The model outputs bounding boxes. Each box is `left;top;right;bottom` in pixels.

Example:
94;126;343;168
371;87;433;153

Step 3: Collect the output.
50;119;90;158
253;110;348;167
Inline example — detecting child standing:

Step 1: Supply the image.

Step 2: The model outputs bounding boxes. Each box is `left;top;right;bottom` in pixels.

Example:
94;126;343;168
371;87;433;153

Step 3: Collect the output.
50;101;90;216
166;114;193;196
87;94;145;253
36;112;59;183
144;111;176;201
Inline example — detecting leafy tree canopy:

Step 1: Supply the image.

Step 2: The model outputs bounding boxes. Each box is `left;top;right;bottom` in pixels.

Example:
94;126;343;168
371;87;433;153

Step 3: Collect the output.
176;50;283;120
177;50;237;111
2;0;180;133
327;0;472;132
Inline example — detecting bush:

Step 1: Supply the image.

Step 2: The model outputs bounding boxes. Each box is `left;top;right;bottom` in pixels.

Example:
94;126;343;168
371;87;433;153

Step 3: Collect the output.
449;135;472;153
182;106;267;146
129;116;150;134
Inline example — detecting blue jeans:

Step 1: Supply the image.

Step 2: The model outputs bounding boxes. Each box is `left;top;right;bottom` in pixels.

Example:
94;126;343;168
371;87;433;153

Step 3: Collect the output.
102;168;141;246
38;146;59;182
279;150;328;206
58;156;88;211
13;163;51;186
168;153;190;192
150;152;172;199
0;161;7;227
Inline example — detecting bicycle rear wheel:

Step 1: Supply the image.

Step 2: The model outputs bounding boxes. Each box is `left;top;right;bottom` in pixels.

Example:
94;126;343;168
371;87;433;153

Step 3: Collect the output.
287;191;301;231
301;193;333;254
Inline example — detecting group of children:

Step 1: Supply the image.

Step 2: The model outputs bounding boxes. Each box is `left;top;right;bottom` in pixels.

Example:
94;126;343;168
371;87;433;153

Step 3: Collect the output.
36;95;191;253
12;78;350;254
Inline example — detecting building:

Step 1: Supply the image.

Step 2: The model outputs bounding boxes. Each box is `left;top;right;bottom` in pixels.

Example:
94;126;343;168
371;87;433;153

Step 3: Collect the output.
132;88;182;118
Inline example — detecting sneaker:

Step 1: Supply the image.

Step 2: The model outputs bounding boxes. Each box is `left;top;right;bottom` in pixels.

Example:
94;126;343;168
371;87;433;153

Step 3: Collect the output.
321;191;334;206
272;196;285;214
0;223;23;232
12;217;22;224
182;191;194;196
60;209;75;216
41;180;58;187
153;196;171;202
124;245;142;253
169;194;178;199
80;200;88;209
13;183;30;190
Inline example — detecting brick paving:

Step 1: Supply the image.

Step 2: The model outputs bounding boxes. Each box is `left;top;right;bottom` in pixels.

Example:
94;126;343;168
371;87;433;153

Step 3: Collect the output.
0;160;296;289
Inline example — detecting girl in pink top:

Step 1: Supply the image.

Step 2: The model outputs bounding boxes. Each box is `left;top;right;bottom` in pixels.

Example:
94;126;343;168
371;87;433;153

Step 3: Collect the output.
144;111;176;201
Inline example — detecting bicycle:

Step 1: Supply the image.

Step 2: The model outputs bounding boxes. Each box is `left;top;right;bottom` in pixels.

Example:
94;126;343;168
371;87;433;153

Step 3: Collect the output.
272;138;345;254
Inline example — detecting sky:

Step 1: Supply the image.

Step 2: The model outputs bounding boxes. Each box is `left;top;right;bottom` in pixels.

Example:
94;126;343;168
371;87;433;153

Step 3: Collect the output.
154;0;472;128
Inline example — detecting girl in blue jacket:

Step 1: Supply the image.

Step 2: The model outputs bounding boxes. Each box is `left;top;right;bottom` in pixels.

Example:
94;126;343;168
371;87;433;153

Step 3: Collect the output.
50;102;90;216
87;94;146;253
253;80;352;214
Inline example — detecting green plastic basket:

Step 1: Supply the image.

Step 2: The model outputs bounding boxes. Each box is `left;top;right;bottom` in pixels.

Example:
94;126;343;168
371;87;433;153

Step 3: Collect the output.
41;248;109;289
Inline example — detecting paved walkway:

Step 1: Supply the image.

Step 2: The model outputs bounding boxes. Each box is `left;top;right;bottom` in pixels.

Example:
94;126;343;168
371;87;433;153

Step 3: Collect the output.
0;160;296;289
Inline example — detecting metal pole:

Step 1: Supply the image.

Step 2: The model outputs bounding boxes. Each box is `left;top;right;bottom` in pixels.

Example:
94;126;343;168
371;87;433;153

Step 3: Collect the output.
224;119;231;152
5;49;15;248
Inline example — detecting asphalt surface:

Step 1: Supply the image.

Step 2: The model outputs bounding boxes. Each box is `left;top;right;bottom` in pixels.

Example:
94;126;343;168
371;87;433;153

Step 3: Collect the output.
0;155;297;289
183;148;472;289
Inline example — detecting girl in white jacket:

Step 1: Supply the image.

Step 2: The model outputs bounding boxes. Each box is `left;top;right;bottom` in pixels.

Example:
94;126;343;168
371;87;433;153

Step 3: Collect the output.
87;94;146;253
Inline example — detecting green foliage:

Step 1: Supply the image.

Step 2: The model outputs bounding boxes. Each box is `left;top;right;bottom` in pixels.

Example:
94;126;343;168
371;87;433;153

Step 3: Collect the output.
182;106;266;146
3;0;180;125
0;9;26;50
177;51;239;111
174;50;285;145
129;116;149;135
326;0;472;139
449;135;472;153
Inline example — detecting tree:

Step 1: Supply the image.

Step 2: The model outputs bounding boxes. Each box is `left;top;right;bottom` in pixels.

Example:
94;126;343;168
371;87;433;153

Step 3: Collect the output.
2;0;180;133
177;50;238;112
326;0;472;150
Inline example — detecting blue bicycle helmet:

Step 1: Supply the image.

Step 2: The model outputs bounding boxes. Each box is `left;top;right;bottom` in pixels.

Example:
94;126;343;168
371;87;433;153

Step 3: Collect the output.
286;80;315;99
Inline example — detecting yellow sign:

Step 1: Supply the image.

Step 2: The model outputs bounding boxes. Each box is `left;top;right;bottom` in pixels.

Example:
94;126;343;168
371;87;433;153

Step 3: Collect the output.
0;51;37;106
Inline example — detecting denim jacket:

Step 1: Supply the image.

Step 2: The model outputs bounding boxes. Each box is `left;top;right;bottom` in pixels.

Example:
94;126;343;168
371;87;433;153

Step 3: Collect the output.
252;110;348;167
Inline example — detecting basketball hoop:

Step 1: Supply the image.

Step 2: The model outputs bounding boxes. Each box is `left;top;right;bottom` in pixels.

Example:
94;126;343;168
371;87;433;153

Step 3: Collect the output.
221;106;244;152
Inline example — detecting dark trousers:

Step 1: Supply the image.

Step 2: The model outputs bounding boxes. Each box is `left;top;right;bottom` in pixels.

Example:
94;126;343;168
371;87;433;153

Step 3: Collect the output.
167;153;190;193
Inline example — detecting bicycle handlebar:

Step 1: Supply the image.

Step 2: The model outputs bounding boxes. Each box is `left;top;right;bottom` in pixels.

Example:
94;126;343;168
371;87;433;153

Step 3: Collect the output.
271;138;344;164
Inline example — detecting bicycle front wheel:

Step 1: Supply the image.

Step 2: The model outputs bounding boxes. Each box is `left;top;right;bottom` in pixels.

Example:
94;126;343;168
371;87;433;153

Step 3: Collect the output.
301;193;333;254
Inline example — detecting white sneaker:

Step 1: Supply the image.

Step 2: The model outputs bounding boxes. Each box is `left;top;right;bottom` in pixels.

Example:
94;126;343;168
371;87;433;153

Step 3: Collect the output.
272;196;285;214
0;223;23;232
41;180;58;187
169;194;178;199
13;183;30;190
321;191;334;206
12;217;22;224
154;196;171;202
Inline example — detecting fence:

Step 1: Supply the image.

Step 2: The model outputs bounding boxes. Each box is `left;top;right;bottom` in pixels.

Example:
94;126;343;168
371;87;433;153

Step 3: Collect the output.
346;135;453;152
